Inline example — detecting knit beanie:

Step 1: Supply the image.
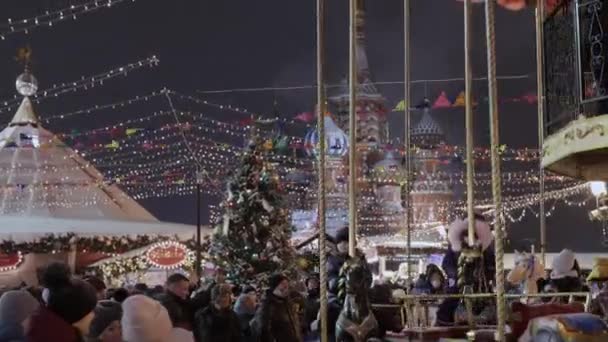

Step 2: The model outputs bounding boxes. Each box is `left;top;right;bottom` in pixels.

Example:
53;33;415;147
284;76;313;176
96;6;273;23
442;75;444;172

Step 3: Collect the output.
88;300;122;338
0;290;40;324
268;273;289;291
84;276;106;292
47;277;98;324
122;295;172;342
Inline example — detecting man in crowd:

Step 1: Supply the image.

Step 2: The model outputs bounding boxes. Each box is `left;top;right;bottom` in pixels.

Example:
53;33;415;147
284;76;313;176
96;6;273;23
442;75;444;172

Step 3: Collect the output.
194;283;242;341
159;273;194;331
252;274;303;342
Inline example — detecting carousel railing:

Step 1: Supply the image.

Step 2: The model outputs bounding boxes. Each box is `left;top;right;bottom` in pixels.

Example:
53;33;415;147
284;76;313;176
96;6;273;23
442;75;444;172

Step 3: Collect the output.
369;291;591;332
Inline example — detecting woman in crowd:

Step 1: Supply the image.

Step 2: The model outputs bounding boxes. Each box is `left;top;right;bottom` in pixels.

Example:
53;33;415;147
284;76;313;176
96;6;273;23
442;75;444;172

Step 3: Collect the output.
86;300;123;342
0;290;40;341
27;262;98;342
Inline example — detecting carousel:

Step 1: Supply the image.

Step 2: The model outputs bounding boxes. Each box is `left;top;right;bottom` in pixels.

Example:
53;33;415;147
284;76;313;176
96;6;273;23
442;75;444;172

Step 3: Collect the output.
308;0;608;341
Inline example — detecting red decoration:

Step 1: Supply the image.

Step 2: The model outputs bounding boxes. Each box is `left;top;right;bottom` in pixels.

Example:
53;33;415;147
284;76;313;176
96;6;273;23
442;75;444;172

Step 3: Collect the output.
432;91;452;109
497;0;528;11
146;242;190;269
0;252;23;271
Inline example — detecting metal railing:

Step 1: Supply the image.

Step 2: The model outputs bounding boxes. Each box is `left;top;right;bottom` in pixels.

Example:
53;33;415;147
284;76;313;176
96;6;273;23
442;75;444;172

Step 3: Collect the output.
370;291;591;333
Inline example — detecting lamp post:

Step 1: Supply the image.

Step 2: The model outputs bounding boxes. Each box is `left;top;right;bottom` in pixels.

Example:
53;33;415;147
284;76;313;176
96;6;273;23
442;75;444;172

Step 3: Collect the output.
589;181;608;246
195;169;204;281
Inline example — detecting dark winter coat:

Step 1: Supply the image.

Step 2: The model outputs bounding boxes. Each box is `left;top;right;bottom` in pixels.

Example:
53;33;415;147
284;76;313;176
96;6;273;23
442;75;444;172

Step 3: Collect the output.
303;289;320;333
26;307;83;342
194;305;242;342
0;321;25;342
234;295;256;341
327;253;347;283
158;291;194;331
436;244;496;326
190;281;217;312
252;290;303;342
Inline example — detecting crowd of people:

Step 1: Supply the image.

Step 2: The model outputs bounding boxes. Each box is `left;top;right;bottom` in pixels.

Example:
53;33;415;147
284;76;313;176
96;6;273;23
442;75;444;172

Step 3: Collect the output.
0;261;327;342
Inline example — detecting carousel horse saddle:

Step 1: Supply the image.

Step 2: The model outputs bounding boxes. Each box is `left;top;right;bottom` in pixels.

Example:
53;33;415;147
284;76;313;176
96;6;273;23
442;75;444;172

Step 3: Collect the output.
556;313;608;336
526;313;608;342
336;312;378;342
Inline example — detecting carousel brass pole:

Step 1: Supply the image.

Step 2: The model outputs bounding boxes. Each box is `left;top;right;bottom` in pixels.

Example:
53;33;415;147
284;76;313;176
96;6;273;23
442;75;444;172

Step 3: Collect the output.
316;0;328;339
536;0;546;266
483;0;506;340
464;0;476;248
403;0;413;282
348;0;358;257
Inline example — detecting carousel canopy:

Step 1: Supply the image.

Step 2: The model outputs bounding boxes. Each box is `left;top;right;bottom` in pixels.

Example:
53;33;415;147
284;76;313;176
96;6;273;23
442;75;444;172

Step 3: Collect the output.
0;74;196;242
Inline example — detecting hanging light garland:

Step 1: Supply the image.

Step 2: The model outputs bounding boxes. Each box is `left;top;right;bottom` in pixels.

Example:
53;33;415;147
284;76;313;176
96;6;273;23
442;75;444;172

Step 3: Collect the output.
0;56;159;114
0;0;137;40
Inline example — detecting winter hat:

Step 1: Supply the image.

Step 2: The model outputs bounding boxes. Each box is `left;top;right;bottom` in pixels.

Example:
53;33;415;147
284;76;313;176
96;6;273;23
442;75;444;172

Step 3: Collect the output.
334;227;349;244
588;257;608;282
89;300;122;338
0;290;40;324
38;262;71;304
551;249;578;280
47;277;98;324
84;275;106;292
121;295;172;342
267;273;289;291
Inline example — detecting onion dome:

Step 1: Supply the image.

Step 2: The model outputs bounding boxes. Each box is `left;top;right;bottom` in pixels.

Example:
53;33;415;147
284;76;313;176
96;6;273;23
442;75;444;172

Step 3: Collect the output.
304;113;348;158
412;105;444;149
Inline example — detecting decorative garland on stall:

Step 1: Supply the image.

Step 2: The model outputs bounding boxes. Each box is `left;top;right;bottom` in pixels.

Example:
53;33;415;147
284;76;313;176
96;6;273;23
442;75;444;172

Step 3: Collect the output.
0;234;180;255
96;241;195;279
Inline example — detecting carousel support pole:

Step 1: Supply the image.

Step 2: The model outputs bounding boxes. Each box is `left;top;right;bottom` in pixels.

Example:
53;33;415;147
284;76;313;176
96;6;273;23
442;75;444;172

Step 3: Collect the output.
403;0;413;283
483;0;506;340
316;0;329;339
536;0;547;267
464;0;475;246
348;0;358;257
196;169;203;281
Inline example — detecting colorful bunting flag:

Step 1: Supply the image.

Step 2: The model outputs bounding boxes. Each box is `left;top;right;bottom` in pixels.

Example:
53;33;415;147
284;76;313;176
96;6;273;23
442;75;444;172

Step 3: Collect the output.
432;91;452;108
393;100;406;112
105;140;119;149
521;93;537;104
126;128;143;136
294;112;314;122
452;91;466;107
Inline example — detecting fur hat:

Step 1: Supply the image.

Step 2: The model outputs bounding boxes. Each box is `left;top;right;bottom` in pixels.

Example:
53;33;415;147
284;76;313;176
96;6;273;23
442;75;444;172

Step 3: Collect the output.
551;249;578;280
0;290;40;324
47;277;98;324
447;217;493;252
121;295;172;342
89;300;122;338
268;273;289;291
334;227;349;244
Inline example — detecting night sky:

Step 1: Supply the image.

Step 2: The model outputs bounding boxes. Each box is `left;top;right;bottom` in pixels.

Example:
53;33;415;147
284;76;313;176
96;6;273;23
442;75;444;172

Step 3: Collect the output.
0;0;603;252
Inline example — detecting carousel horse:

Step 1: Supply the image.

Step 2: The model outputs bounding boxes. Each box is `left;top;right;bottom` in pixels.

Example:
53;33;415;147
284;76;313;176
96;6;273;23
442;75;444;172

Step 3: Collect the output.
507;250;545;303
335;253;380;342
440;216;496;325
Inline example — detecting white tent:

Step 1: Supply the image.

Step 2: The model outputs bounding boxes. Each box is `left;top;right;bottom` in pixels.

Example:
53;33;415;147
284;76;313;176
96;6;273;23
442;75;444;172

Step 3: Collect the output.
0;95;197;241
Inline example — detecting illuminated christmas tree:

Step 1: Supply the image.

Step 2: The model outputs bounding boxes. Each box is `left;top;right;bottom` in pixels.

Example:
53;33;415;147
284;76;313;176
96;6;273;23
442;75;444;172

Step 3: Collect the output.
205;137;296;286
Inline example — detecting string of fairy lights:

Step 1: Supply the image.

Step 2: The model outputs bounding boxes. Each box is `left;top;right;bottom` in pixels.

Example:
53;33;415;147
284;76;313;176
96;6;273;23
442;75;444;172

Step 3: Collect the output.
0;56;159;114
0;13;591;248
0;0;137;40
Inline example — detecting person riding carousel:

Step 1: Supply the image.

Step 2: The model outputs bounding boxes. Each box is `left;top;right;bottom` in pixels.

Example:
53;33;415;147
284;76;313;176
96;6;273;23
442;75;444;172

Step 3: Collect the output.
436;212;496;326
